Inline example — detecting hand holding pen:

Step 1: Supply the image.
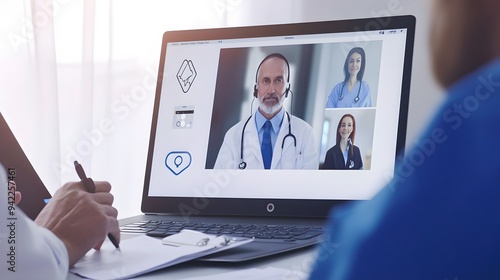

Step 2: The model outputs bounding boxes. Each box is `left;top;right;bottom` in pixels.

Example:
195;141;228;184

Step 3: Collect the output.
74;161;121;250
34;162;120;266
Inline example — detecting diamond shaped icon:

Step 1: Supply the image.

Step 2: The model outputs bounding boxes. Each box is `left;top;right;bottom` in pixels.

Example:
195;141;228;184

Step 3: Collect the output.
177;59;197;93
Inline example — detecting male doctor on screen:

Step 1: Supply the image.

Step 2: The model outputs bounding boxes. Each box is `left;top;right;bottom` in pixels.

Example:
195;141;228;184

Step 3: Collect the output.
214;53;318;170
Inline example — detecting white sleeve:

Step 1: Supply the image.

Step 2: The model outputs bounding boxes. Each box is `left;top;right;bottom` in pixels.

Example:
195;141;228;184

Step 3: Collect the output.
0;166;69;280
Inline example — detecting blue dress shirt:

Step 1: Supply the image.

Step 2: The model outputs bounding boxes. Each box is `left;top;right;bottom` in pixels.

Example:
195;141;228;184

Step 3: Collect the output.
255;107;284;151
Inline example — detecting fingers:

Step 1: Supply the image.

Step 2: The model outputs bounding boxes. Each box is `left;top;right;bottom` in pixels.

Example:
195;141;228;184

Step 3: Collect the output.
9;181;22;204
93;208;121;250
58;181;117;219
97;204;120;244
93;239;105;251
92;192;114;205
15;191;22;205
39;179;121;266
61;180;111;193
100;204;118;219
108;215;121;245
93;181;111;193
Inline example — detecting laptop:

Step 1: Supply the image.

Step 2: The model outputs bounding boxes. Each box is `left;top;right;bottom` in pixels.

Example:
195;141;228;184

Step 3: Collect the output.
0;112;52;220
120;15;416;262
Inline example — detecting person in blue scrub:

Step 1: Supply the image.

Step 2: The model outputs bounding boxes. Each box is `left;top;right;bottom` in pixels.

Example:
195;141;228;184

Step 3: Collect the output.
326;47;372;108
309;1;500;279
322;114;363;170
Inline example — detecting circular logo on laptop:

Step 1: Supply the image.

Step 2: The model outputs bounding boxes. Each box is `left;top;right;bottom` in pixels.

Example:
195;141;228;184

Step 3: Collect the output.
266;203;275;213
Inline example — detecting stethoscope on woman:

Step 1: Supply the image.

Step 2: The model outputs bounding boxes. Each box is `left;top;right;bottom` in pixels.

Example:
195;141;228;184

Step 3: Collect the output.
338;80;362;103
238;111;296;170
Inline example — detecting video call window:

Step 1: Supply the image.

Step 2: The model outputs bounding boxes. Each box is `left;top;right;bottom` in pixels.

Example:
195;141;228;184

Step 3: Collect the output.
205;41;382;171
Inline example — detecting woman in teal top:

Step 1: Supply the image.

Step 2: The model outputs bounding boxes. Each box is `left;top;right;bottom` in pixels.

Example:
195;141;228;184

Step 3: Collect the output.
326;47;372;108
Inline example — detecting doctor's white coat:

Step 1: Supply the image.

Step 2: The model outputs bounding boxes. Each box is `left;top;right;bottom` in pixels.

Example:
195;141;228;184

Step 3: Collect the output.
214;112;319;169
0;165;68;280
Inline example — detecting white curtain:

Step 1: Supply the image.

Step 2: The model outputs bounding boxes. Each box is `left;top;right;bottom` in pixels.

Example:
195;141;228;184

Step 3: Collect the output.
0;0;301;218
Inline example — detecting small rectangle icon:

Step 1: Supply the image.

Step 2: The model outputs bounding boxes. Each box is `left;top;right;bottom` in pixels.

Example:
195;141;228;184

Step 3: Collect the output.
173;106;194;129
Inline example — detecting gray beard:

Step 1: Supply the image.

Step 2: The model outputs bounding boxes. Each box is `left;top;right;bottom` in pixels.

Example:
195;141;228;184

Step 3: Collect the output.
258;94;284;116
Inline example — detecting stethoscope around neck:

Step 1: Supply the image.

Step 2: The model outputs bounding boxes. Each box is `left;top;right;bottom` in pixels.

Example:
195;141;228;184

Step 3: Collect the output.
338;80;361;103
238;111;296;170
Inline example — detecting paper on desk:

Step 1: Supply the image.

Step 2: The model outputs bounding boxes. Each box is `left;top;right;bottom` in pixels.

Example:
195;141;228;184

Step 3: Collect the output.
182;267;308;280
70;234;253;280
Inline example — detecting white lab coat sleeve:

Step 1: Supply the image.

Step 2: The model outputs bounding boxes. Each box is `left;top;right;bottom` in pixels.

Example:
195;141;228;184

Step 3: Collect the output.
0;166;69;280
214;135;235;169
299;120;319;169
214;123;241;169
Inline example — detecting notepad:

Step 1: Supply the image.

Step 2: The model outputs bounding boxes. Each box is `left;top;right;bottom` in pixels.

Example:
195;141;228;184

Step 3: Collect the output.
70;230;253;280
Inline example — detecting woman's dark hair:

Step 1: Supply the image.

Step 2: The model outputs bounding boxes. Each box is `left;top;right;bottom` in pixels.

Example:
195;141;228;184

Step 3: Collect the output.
342;47;366;83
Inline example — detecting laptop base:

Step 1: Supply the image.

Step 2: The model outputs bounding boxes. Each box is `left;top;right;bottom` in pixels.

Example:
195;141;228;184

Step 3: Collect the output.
119;214;326;262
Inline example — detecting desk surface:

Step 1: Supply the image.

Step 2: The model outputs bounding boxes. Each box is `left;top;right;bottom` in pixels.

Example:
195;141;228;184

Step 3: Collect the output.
67;234;316;280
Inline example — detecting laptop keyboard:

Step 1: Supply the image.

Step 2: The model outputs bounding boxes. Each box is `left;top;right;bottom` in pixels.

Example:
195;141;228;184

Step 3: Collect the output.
120;220;325;241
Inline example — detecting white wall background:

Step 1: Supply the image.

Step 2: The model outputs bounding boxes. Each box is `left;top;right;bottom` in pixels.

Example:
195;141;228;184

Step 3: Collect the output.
0;0;444;219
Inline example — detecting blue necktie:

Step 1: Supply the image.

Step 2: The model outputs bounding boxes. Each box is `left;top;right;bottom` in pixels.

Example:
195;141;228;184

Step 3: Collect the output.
261;120;272;169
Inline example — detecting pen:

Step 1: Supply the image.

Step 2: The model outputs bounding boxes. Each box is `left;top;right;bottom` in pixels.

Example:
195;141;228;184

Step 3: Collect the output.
74;161;120;250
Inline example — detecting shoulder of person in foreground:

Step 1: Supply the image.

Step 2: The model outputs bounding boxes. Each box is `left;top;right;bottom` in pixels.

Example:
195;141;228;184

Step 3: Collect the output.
308;59;500;280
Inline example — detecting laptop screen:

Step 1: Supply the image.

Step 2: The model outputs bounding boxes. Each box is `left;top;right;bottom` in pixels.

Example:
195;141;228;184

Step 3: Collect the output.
142;16;415;217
